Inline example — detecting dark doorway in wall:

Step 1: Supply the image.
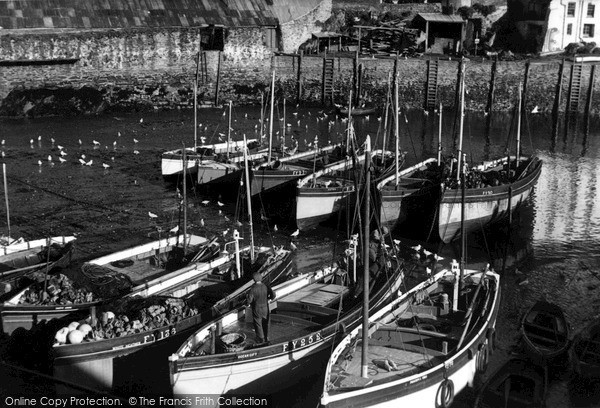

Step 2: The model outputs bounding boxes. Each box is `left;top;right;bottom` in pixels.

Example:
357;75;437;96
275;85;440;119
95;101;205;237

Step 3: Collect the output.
201;25;226;51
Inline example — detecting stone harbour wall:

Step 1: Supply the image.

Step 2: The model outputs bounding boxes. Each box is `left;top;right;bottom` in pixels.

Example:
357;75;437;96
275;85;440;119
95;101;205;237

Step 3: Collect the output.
0;27;597;116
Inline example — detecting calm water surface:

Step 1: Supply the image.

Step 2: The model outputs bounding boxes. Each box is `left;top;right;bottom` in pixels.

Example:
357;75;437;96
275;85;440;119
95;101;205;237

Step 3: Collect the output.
0;106;599;407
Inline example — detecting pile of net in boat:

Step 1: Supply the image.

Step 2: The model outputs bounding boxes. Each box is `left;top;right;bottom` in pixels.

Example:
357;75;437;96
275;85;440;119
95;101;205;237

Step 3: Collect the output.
88;296;199;340
80;263;134;299
17;273;95;305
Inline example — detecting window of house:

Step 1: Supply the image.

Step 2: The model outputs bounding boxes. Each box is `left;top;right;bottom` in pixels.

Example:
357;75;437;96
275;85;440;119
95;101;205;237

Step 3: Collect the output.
567;23;573;34
200;26;225;51
264;27;278;50
568;2;576;16
583;23;595;37
588;3;595;17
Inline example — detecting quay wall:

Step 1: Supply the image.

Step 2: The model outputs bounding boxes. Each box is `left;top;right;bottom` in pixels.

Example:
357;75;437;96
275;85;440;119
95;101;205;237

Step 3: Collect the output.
0;27;596;116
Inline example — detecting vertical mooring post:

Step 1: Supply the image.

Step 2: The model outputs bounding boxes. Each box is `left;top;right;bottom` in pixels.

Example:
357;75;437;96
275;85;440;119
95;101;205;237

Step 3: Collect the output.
522;61;531;115
552;59;565;144
486;60;497;114
585;64;596;126
356;63;363;107
353;51;359;106
296;51;303;104
453;58;465;146
214;51;222;107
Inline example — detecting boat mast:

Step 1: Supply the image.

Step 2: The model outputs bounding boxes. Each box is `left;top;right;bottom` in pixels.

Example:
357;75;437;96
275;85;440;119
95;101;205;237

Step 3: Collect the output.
438;103;443;164
194;51;200;152
227;100;232;160
516;83;522;169
394;72;400;185
456;62;465;182
361;135;372;379
381;72;391;157
243;135;255;262
460;152;466;287
267;70;276;165
2;163;10;240
182;144;188;252
282;98;286;153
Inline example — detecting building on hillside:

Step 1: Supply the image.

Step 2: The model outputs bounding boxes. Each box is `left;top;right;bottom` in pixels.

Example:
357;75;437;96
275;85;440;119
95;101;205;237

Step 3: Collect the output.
508;0;600;53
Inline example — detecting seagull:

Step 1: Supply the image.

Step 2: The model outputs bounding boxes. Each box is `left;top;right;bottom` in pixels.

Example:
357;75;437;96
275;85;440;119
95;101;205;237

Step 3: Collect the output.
290;241;297;251
37;160;42;166
531;106;539;114
235;220;243;227
222;229;229;236
113;141;117;148
169;225;179;233
133;150;140;155
423;249;433;257
201;200;210;206
85;159;93;166
1;140;4;145
290;229;299;237
93;140;100;146
148;211;158;218
217;201;224;207
78;139;82;146
50;138;55;144
81;154;86;159
133;138;139;143
59;157;67;163
224;216;230;222
38;135;42;141
47;155;52;162
411;244;422;252
432;254;444;261
57;145;64;150
218;210;223;215
273;225;278;231
393;239;401;245
78;158;86;165
139;118;144;123
426;267;432;276
30;139;34;145
102;163;110;169
118;131;121;137
200;218;205;227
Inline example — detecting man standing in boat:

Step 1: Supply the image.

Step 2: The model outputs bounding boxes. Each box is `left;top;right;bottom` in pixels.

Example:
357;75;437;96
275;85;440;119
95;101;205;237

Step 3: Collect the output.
246;271;275;344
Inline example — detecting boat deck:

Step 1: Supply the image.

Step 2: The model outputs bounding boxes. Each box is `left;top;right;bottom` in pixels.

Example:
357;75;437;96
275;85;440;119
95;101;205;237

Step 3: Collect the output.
102;260;167;286
222;313;321;347
331;341;429;389
282;283;348;308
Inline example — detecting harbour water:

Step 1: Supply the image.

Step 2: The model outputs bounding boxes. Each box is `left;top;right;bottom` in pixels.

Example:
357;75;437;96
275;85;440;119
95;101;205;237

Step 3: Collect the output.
1;105;599;407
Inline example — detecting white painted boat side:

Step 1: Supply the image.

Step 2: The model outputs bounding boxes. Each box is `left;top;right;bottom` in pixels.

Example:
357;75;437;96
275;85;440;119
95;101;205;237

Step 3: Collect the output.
0;236;76;255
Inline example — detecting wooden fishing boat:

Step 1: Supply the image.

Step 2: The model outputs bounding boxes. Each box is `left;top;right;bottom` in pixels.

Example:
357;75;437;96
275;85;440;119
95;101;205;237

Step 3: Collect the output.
337;105;378;117
572;317;600;380
520;299;570;363
0;237;75;301
0;234;218;334
161;139;259;179
251;143;345;195
474;358;547;408
0;235;76;255
438;155;543;243
296;152;365;230
169;249;404;396
377;158;439;229
320;264;501;408
50;244;293;392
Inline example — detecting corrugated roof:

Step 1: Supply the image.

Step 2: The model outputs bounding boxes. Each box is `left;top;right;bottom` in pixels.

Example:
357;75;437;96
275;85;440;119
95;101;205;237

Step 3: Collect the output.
417;13;465;24
0;0;292;31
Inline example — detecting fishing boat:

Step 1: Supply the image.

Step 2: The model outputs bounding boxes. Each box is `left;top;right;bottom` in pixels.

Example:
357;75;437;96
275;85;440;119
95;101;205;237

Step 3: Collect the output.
520;299;570;363
0;233;215;334
169;245;404;396
474;358;547;408
320;262;501;408
50;137;294;393
161;139;259;179
0;236;76;255
0;237;75;301
572;317;600;380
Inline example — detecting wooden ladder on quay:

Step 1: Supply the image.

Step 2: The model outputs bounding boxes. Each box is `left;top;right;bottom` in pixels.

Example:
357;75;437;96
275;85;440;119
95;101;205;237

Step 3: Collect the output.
322;57;335;106
426;59;439;109
567;62;583;114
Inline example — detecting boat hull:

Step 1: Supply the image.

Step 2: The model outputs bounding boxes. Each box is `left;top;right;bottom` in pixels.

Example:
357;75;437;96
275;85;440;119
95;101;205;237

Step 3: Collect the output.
438;157;542;243
296;186;355;230
253;168;309;195
196;162;242;186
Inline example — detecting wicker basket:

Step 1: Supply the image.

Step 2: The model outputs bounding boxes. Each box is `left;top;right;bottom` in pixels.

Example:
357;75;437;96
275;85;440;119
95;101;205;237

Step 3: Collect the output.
216;332;247;352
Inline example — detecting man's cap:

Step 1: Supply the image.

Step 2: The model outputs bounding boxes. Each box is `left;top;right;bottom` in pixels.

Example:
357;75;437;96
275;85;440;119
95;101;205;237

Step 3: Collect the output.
252;271;262;282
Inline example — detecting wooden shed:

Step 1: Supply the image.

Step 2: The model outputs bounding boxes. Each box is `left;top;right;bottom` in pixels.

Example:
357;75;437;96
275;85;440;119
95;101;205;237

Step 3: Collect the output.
413;13;466;55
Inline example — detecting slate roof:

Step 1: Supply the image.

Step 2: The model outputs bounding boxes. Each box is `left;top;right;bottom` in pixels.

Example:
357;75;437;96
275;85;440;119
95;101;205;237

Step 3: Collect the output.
0;0;322;31
416;13;465;24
